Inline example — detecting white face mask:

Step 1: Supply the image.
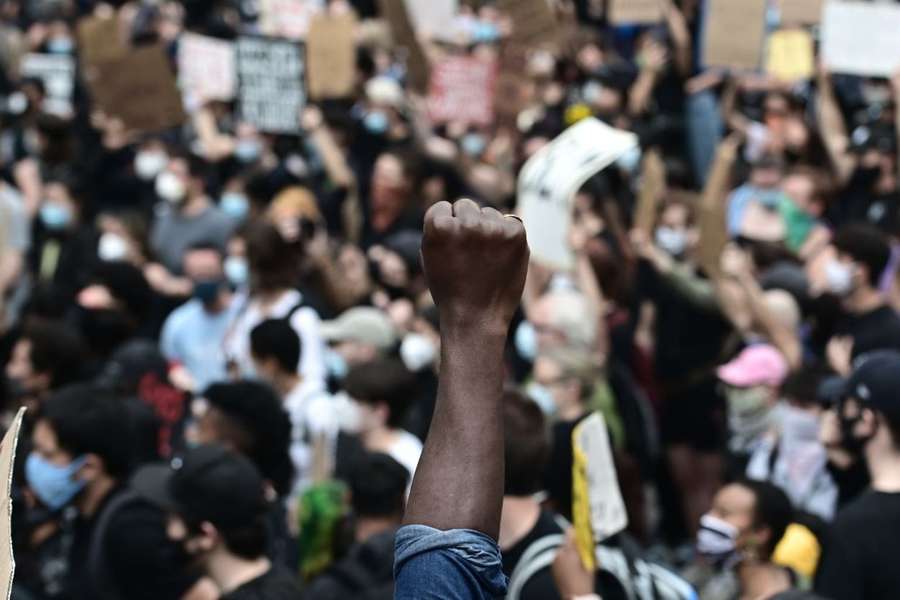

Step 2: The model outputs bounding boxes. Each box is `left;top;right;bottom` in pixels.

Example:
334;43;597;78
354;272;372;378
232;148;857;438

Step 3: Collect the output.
400;333;436;372
134;151;168;181
825;260;855;296
155;171;187;204
98;232;129;262
696;513;740;568
777;403;821;444
515;321;538;362
655;226;687;256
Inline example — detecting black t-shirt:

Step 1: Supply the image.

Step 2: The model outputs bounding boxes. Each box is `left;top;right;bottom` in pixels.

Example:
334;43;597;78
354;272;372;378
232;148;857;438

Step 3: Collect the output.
220;565;302;600
815;490;900;600
836;305;900;359
501;510;564;600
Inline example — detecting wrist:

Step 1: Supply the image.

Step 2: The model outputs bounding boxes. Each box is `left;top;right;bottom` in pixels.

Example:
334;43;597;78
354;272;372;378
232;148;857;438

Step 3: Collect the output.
440;310;510;342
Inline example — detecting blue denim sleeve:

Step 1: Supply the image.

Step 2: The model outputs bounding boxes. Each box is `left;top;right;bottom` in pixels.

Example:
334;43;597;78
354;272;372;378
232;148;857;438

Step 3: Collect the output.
393;525;509;599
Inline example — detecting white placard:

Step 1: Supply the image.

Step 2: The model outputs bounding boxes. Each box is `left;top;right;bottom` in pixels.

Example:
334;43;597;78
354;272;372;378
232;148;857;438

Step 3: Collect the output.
821;0;900;77
403;0;458;37
516;118;638;270
177;33;236;107
0;408;26;600
574;412;628;543
20;54;75;117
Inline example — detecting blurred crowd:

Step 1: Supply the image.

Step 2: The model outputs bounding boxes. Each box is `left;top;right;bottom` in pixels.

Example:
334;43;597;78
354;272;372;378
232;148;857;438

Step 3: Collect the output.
1;0;900;598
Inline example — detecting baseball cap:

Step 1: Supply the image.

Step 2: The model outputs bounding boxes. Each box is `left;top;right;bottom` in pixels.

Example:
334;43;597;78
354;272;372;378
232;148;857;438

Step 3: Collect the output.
320;307;397;349
717;345;789;388
840;350;900;424
131;444;266;529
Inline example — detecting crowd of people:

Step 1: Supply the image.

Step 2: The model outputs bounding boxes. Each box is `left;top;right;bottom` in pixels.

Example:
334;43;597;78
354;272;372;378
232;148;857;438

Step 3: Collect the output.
1;0;900;598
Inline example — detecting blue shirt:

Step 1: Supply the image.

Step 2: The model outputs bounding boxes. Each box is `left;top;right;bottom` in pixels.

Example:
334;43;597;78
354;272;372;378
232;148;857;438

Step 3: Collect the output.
160;297;240;391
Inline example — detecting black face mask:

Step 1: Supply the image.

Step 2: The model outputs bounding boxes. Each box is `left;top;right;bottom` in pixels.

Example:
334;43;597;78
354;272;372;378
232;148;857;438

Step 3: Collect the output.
854;165;882;190
838;401;877;455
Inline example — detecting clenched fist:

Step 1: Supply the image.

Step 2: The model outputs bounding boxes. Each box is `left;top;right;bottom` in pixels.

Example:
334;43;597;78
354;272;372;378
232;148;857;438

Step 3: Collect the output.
422;199;529;334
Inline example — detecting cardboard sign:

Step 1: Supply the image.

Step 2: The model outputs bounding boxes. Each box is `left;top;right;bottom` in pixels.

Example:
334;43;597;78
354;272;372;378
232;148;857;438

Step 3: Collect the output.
571;412;628;570
496;0;559;49
428;56;497;126
403;0;458;37
259;0;324;40
821;0;900;77
88;46;186;133
0;408;26;600
702;0;767;71
608;0;663;24
307;13;357;100
236;37;305;134
20;54;75;117
766;29;814;82
634;149;665;236
77;15;125;67
177;33;236;107
378;0;430;93
778;0;824;25
517;118;638;270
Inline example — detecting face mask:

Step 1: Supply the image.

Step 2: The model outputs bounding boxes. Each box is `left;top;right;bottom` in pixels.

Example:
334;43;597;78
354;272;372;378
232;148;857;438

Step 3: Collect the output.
363;111;389;135
615;145;642;175
582;80;603;105
98;232;129;262
460;133;486;158
234;139;261;163
325;348;348;380
224;256;249;287
220;192;250;220
526;382;557;416
7;91;28;115
726;386;773;453
778;404;821;444
696;513;740;568
46;37;74;54
156;172;187;204
755;188;783;209
472;21;500;43
39;203;72;231
825;260;855;297
515;321;538;362
655;226;687;257
400;333;436;372
837;400;876;456
134;151;168;181
25;453;87;511
193;280;223;306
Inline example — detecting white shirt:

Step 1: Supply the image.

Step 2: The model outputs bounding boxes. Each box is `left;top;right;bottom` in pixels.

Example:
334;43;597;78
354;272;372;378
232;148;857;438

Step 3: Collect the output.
223;289;326;385
284;378;338;493
387;430;423;485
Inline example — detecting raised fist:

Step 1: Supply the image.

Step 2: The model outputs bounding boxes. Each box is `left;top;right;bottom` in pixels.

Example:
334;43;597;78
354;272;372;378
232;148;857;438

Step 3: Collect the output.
422;199;529;334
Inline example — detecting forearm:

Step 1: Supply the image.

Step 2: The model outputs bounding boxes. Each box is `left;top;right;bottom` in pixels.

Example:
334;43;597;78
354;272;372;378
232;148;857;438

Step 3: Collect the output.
738;274;802;368
816;72;855;183
628;70;658;116
403;325;507;539
310;127;354;189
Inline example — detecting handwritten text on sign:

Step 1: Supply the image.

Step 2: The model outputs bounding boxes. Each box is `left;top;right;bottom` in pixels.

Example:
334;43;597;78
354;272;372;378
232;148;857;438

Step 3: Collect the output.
428;56;497;127
237;37;305;134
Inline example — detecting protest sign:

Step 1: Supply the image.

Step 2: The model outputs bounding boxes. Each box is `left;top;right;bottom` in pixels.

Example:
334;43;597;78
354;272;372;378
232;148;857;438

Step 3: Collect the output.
608;0;663;25
428;56;497;126
403;0;458;37
307;13;357;100
766;29;814;82
236;37;305;134
572;412;628;570
702;0;767;71
634;149;665;236
777;0;824;25
88;46;186;134
77;14;124;67
496;0;559;49
517;118;638;270
821;0;900;78
177;33;236;107
20;54;75;117
0;408;26;600
378;0;430;93
259;0;323;40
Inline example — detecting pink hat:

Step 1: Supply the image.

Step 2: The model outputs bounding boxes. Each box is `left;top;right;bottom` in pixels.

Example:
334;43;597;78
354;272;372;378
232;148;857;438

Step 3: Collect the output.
717;345;789;388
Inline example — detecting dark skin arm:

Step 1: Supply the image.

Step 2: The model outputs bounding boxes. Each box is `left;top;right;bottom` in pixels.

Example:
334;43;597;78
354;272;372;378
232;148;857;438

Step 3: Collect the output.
403;198;529;539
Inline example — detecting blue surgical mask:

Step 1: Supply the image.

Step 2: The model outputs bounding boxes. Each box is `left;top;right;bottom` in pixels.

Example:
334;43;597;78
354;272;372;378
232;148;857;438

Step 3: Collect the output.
47;37;74;54
514;321;538;362
325;348;349;380
461;133;486;158
755;188;783;209
526;382;557;416
472;21;500;43
234;139;261;163
363;111;389;135
39;203;72;231
25;453;87;511
615;145;642;175
220;192;250;221
655;226;687;257
224;256;249;287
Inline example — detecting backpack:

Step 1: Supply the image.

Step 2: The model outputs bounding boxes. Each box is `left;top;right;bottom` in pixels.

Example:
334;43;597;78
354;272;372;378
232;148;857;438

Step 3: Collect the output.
87;491;142;600
507;522;696;600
